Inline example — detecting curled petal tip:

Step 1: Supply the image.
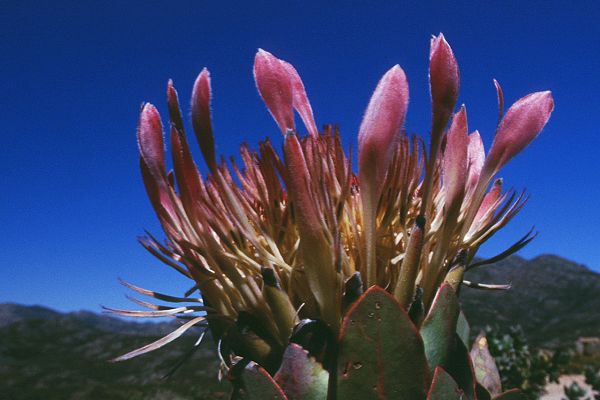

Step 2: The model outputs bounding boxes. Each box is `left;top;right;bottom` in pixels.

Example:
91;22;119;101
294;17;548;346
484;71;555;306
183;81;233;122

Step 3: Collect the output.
486;90;554;173
253;49;295;134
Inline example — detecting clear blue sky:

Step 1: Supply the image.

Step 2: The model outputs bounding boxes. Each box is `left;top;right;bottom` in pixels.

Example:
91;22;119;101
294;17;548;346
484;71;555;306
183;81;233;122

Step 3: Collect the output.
2;1;599;313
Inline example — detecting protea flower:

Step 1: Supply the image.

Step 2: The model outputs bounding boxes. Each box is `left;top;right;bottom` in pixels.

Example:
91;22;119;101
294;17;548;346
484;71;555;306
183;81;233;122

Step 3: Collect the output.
109;34;553;399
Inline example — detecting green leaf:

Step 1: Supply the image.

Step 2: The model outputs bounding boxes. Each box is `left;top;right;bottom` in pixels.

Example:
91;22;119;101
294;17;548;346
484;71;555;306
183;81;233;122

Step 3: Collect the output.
231;361;288;400
456;310;470;348
445;334;476;400
470;333;502;396
274;344;328;400
492;389;527;399
337;286;427;400
421;284;460;370
427;367;464;399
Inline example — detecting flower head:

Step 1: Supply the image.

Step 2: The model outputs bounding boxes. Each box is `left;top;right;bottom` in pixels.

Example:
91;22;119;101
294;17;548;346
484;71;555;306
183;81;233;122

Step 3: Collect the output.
111;36;553;372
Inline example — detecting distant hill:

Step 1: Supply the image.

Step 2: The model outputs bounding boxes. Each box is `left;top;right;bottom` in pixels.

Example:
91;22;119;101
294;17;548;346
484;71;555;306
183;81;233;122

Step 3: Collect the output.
1;254;598;399
461;254;600;348
0;304;226;400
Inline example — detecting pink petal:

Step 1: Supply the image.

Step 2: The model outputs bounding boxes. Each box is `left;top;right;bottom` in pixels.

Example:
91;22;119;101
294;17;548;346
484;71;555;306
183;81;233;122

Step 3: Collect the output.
191;68;217;171
281;60;319;138
358;64;409;196
443;106;469;209
467;130;485;189
254;49;295;134
429;33;460;132
485;91;554;174
474;178;502;224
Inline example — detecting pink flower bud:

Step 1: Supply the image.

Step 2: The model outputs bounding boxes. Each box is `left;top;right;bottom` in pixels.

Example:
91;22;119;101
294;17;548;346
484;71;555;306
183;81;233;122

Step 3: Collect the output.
429;34;459;132
358;65;409;196
137;103;177;221
485;91;554;174
191;68;217;171
253;49;295;134
358;64;408;287
137;103;165;179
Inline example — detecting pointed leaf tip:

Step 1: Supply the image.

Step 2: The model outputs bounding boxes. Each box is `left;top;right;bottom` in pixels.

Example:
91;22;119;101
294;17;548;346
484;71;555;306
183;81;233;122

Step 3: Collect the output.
254;49;295;134
191;68;216;170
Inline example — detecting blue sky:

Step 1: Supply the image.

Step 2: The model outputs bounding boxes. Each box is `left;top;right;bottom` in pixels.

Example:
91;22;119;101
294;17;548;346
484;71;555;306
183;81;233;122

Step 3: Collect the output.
2;1;599;313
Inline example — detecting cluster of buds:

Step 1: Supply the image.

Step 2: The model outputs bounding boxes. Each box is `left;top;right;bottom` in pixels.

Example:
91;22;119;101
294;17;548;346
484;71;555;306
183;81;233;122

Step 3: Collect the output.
110;34;553;399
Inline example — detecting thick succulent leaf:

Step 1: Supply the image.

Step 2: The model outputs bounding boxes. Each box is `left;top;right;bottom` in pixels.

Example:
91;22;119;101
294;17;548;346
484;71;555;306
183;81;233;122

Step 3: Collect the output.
427;367;464;400
337;286;427;400
456;311;470;349
274;343;328;400
421;284;460;370
492;389;526;400
470;333;502;396
232;361;288;400
445;335;477;400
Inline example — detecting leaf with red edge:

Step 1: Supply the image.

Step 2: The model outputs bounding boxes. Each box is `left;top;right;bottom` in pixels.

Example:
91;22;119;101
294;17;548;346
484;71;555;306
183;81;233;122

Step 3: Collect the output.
231;361;288;400
427;367;464;400
274;343;328;400
337;286;427;400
